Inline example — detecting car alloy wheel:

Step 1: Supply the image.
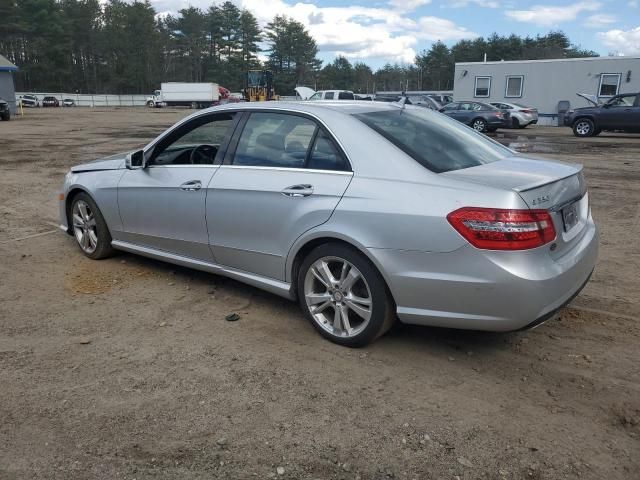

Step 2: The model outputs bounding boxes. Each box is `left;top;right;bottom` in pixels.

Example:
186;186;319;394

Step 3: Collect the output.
72;199;99;254
304;256;372;338
472;119;487;132
575;120;592;136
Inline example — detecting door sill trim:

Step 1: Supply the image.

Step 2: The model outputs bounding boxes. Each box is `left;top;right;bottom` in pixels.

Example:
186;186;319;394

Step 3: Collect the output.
111;240;294;300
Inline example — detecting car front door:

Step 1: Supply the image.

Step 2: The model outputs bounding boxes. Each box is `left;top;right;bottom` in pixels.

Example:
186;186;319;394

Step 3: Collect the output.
597;94;639;129
117;112;238;261
206;111;353;280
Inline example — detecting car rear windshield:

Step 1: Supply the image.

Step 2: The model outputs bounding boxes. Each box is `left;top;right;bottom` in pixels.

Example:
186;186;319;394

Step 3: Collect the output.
353;109;512;173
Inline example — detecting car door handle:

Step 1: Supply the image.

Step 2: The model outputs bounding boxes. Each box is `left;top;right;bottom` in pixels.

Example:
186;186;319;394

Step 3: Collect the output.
281;184;314;197
180;180;202;191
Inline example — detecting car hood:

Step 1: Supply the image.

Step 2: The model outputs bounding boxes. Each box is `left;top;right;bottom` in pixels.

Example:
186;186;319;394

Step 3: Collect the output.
70;152;127;172
295;86;315;100
576;93;600;107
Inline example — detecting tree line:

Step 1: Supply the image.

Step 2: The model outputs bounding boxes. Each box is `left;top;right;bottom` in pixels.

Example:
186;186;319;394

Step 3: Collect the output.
0;0;597;95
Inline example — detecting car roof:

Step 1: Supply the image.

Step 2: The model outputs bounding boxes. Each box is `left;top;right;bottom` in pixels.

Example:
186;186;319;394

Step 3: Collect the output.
204;100;409;116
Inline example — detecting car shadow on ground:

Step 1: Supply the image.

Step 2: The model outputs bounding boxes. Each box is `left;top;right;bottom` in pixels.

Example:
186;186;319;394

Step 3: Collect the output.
107;250;520;356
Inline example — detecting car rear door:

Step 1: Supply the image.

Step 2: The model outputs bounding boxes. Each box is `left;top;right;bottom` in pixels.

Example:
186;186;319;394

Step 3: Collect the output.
117;112;238;261
206;111;353;281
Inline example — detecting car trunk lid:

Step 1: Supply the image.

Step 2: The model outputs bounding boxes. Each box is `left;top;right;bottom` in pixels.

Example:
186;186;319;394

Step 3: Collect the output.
442;156;588;257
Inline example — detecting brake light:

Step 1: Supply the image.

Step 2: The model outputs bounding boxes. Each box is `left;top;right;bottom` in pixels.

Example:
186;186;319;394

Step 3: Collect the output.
447;207;556;250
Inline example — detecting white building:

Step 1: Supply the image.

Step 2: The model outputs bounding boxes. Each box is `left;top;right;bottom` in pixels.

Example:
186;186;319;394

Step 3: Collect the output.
453;56;640;125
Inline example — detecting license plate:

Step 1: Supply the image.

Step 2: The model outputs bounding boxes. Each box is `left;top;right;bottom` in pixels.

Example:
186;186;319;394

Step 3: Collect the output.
562;202;579;232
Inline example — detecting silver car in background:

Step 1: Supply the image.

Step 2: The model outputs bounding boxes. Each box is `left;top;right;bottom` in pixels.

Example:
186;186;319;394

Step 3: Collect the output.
491;102;539;128
59;101;597;346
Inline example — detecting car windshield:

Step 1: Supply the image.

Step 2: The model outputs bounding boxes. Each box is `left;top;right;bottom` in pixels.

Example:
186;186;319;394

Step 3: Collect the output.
353;109;512;173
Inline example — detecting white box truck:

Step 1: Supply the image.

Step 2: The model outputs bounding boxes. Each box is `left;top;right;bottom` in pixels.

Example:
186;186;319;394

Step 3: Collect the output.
146;83;221;108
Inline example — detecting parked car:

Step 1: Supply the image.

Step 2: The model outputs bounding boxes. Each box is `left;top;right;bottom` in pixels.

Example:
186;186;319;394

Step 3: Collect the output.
490;102;539;128
62;98;76;107
373;95;440;109
308;90;355;100
564;92;640;137
409;95;442;110
19;94;39;108
428;94;453;105
59;101;597;347
42;96;60;107
0;98;10;121
439;101;508;132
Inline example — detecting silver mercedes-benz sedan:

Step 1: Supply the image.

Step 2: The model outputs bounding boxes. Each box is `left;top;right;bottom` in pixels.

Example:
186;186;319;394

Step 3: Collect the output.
59;101;598;346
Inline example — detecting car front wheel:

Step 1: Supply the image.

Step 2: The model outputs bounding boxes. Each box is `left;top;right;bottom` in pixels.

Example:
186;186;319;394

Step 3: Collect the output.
573;118;595;137
298;243;395;347
70;193;115;259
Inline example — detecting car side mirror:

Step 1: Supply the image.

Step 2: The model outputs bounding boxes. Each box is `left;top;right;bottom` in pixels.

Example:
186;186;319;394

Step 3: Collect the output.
126;150;145;169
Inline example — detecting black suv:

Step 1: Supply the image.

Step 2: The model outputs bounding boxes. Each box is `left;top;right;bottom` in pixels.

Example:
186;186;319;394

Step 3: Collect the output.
564;93;640;137
0;98;10;121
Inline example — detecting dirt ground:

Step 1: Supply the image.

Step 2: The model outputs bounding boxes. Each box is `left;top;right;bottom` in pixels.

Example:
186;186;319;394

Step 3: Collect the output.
0;108;638;480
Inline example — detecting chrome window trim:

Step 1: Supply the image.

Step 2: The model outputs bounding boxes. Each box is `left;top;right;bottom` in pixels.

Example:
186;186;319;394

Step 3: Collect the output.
217;164;354;176
146;164;220;169
142;105;355;171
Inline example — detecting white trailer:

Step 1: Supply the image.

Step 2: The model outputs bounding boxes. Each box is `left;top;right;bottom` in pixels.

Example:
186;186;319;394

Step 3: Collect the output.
147;82;221;108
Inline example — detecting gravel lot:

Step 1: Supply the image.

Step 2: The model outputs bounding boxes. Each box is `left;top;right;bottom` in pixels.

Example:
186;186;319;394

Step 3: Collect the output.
1;108;639;479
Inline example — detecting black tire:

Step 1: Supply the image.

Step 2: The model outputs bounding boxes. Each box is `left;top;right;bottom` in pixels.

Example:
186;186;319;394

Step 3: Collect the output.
572;118;595;137
297;243;395;347
1;112;9;121
69;192;115;260
511;117;520;128
147;100;155;108
471;118;487;132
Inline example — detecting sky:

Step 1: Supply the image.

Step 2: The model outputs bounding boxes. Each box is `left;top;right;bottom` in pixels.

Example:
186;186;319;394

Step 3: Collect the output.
150;0;640;68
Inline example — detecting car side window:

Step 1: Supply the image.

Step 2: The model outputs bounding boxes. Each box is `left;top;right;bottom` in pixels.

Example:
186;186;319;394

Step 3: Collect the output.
307;130;349;171
459;103;473;111
309;92;322;101
232;112;316;168
324;92;335;100
608;95;636;107
150;113;236;166
442;103;458;111
338;91;354;100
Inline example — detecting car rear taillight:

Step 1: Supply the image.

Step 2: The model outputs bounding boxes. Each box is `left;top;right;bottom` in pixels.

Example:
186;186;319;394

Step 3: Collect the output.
447;207;556;250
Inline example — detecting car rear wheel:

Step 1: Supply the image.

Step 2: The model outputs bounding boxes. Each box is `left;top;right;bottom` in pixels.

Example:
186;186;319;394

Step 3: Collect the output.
147;100;155;108
70;193;115;260
298;243;395;347
573;118;595;137
1;112;9;121
511;117;520;128
471;118;487;132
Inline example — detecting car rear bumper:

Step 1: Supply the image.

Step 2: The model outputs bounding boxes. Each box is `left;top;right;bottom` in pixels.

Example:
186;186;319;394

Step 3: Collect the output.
368;217;598;332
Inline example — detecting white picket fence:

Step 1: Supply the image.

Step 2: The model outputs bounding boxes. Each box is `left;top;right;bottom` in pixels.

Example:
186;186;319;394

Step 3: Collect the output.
16;92;149;107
